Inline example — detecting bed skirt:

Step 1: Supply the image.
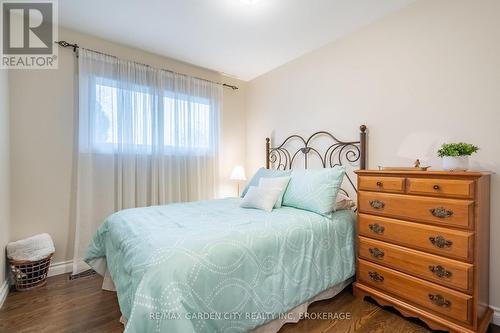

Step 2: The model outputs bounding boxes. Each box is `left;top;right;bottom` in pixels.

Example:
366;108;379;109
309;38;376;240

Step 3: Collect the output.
95;257;353;333
249;277;353;333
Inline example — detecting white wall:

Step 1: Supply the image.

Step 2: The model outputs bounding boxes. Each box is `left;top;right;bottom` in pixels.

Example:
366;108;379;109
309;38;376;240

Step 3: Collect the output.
8;28;247;263
246;0;500;308
0;69;10;293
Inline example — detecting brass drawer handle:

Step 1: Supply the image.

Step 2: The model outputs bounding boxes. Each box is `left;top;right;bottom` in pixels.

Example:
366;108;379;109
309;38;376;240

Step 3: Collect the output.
429;236;453;249
369;247;385;259
428;293;451;308
429;207;453;218
369;200;385;209
368;271;384;283
429;265;452;278
433;184;440;190
376;181;383;187
368;223;385;234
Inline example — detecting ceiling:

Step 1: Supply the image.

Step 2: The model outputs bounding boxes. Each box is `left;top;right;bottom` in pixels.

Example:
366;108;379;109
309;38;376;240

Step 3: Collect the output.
59;0;415;81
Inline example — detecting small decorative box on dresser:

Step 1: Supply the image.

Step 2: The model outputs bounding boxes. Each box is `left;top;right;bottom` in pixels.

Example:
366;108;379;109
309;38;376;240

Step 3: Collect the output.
353;170;492;333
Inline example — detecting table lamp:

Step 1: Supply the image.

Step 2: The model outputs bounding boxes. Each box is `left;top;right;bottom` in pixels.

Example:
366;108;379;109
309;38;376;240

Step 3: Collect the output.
230;165;246;196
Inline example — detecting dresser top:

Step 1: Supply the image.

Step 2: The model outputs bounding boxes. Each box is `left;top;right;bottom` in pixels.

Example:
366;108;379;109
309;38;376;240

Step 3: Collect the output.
355;169;492;177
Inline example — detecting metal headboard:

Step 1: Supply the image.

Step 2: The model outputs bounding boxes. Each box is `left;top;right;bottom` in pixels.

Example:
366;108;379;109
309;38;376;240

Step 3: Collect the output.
265;125;367;195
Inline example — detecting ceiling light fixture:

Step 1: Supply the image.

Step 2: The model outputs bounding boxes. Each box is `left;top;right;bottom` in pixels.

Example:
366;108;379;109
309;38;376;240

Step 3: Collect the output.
240;0;261;4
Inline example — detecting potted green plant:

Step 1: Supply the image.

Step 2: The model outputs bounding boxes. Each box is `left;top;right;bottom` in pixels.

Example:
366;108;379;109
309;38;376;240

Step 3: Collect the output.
437;143;479;171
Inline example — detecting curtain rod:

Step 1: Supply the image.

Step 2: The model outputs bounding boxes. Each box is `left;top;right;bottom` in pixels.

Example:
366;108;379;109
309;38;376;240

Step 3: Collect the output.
54;40;239;90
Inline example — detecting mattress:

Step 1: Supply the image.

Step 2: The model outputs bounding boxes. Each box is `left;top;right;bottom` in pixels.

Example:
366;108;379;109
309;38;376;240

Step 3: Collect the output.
85;198;355;332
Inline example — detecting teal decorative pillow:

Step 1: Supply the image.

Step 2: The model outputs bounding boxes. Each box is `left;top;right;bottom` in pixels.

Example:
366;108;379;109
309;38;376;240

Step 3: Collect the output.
282;166;345;215
241;167;292;197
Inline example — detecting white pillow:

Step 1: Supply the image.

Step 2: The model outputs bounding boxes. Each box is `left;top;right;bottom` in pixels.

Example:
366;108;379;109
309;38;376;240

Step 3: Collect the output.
258;176;291;208
240;186;282;212
336;193;356;210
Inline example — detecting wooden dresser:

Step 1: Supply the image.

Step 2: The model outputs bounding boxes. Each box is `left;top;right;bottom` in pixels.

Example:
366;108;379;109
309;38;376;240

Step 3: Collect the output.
353;170;492;333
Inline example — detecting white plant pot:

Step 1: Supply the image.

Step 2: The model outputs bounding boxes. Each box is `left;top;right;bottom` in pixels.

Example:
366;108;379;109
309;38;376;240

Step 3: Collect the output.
442;156;469;171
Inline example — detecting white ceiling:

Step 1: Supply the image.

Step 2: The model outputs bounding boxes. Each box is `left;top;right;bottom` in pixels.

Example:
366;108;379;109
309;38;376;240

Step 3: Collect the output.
59;0;415;81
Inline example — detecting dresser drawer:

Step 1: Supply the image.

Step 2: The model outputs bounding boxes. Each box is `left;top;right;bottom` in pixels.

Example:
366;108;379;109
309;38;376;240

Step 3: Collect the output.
358;176;405;193
407;178;474;199
358;214;474;262
358;236;473;293
358;191;474;229
358;259;472;323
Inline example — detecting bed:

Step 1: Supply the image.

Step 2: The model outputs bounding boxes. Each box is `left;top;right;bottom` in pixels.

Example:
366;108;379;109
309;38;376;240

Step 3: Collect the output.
84;125;368;333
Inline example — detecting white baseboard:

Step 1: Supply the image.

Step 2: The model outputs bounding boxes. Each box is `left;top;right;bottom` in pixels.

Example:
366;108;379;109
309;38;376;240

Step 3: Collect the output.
491;305;500;326
47;260;73;277
0;280;8;309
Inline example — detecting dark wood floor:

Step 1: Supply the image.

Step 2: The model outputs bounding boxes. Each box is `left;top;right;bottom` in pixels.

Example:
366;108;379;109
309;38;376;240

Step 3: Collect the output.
0;274;498;333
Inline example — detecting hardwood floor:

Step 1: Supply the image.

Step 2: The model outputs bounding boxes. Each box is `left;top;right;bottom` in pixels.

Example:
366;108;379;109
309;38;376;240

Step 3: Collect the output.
0;274;123;333
0;274;498;333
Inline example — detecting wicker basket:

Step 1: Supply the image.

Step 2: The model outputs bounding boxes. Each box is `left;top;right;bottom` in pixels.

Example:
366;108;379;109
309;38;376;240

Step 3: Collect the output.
9;253;53;291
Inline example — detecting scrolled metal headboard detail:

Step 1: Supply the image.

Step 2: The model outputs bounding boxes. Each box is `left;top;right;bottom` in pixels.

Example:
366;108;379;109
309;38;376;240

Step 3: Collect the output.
265;125;367;194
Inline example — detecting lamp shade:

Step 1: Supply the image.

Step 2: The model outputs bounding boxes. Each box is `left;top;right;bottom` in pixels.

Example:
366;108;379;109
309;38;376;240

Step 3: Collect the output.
230;165;246;181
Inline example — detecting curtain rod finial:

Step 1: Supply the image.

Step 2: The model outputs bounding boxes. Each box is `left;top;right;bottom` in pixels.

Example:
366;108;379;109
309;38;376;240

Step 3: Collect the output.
222;83;239;90
55;40;79;52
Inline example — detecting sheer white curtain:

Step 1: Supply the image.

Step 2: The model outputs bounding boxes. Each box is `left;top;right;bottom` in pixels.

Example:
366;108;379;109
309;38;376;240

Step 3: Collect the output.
73;49;222;273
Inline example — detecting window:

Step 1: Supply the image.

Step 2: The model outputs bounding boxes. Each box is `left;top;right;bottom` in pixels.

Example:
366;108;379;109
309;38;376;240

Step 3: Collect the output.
92;77;214;154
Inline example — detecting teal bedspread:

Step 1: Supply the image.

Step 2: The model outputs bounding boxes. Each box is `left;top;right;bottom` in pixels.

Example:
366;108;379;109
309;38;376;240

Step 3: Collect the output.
84;198;355;333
